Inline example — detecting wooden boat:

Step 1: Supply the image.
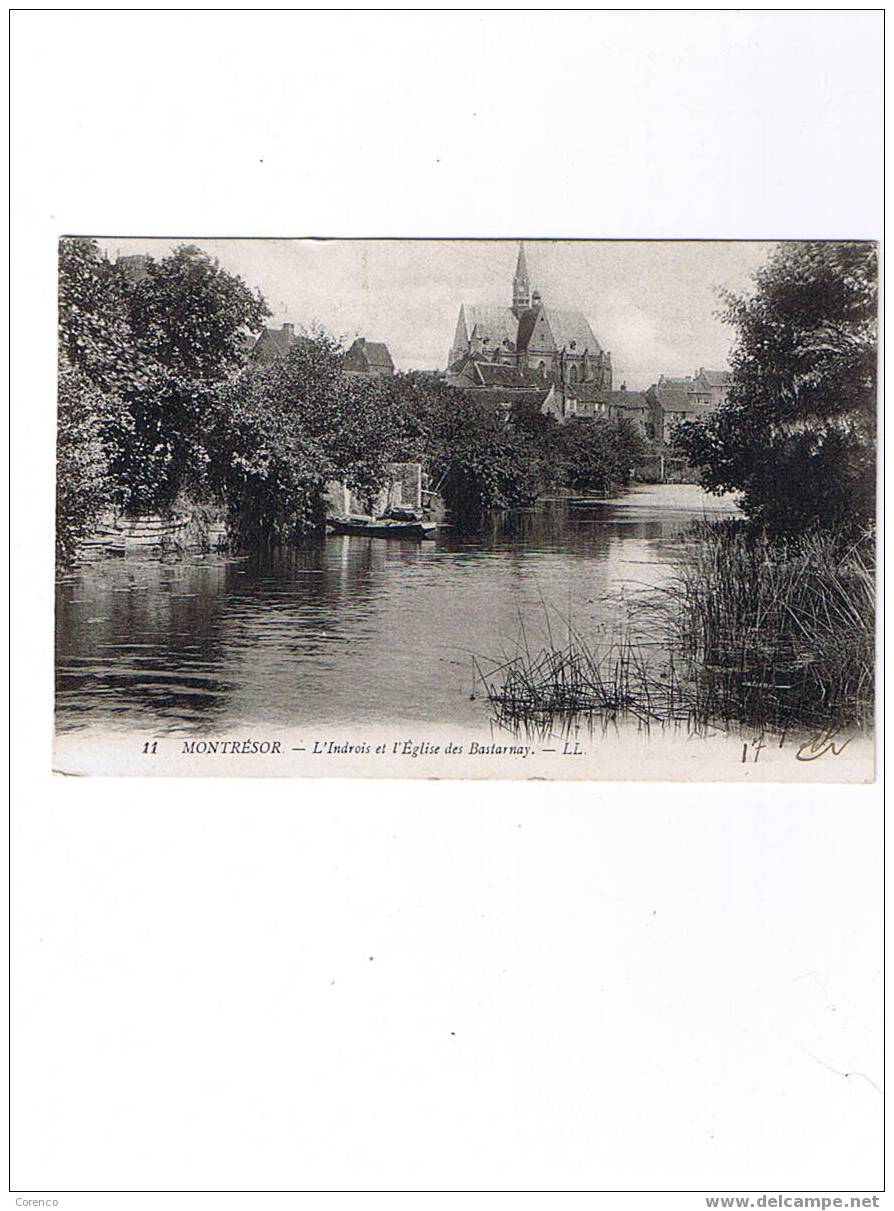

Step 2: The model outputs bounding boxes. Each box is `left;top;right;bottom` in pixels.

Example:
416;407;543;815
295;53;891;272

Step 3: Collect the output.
80;513;192;556
567;495;610;508
327;514;438;539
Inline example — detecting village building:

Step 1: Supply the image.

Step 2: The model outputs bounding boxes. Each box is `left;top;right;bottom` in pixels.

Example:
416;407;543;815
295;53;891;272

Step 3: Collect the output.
250;325;395;377
644;368;732;442
447;243;612;392
543;382;654;436
343;337;395;377
250;321;304;364
694;367;732;406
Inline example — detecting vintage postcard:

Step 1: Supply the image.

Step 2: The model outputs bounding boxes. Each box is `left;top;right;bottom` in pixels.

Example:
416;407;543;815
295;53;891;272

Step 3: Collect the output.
54;237;877;780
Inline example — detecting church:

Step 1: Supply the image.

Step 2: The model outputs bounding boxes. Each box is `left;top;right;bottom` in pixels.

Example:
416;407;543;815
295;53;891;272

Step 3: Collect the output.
447;243;612;391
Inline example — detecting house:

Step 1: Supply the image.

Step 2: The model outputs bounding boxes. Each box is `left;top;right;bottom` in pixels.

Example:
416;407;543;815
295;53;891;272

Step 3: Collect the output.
344;337;395;377
447;355;540;390
250;322;304;364
644;368;732;442
447;243;612;392
655;374;711;407
543;383;655;437
604;388;653;435
644;383;715;443
694;367;732;407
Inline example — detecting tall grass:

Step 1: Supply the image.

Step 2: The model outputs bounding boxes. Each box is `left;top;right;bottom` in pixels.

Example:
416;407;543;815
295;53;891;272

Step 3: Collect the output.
481;522;875;735
668;522;875;730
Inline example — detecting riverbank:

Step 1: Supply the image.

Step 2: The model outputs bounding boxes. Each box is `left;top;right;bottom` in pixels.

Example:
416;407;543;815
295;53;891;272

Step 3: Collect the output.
482;519;875;737
55;486;730;733
54;484;874;781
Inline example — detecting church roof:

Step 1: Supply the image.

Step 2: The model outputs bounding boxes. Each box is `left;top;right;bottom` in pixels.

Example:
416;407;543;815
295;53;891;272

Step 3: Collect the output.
474;362;531;387
537;309;603;355
515;308;539;352
462;305;519;348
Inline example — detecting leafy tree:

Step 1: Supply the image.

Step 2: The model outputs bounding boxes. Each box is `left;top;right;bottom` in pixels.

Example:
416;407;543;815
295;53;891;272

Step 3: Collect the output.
674;241;877;534
58;238;271;517
102;369;219;514
55;358;120;563
437;423;543;521
554;416;647;493
207;332;405;546
375;372;543;517
124;244;269;383
58;238;145;395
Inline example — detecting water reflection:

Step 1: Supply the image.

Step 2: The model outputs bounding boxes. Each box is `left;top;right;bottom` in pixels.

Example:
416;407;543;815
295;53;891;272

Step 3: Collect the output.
55;485;738;734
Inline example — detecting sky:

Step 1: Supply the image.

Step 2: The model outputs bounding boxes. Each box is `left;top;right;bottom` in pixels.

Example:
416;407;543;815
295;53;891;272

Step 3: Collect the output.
98;238;776;389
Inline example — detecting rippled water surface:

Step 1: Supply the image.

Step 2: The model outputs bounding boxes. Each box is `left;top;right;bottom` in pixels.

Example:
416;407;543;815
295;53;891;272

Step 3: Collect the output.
55;485;739;734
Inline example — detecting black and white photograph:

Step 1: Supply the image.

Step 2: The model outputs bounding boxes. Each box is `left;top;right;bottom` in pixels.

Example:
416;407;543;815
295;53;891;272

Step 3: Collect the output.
11;8;883;1199
54;236;877;779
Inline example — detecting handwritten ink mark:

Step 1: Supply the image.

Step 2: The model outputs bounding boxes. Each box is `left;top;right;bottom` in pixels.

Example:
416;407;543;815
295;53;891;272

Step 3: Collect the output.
795;726;854;762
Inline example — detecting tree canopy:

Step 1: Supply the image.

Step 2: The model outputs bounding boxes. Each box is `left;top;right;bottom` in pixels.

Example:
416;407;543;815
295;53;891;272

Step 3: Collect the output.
206;333;406;545
57;238;270;518
674;241;877;534
57;240;657;561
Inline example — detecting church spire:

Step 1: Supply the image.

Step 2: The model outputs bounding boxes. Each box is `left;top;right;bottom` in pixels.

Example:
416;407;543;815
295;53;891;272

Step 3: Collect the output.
512;241;531;316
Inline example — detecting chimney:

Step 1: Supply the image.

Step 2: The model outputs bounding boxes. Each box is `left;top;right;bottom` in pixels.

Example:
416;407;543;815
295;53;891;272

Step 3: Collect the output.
282;322;294;338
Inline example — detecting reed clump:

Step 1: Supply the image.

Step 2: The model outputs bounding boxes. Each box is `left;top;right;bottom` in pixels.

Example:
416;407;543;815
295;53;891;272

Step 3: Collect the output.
482;522;875;734
668;521;875;730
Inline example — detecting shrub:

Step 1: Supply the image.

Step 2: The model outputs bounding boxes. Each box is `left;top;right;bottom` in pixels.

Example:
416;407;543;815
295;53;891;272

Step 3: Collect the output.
674;241;877;536
56;361;116;564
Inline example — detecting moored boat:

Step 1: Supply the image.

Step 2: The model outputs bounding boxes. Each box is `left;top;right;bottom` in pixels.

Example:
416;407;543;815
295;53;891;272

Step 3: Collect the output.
327;514;439;539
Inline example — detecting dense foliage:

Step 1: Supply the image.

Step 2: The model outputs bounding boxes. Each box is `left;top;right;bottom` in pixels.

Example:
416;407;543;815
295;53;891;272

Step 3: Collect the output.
552;416;647;493
57;238;270;527
382;373;645;520
674;241;877;535
57;240;653;561
394;382;542;519
55;358;118;564
207;333;406;546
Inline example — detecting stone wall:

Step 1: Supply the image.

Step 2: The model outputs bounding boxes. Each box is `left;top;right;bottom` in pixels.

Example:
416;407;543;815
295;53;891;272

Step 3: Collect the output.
325;462;423;517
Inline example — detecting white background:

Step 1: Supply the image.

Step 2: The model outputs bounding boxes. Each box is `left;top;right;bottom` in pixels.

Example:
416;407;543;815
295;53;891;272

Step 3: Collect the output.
9;9;884;1204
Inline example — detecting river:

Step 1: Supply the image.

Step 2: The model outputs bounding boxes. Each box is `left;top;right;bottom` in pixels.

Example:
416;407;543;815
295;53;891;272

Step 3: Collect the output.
55;484;740;736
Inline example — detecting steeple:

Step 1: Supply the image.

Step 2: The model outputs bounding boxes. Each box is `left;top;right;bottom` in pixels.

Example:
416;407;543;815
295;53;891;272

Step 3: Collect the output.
512;241;531;316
